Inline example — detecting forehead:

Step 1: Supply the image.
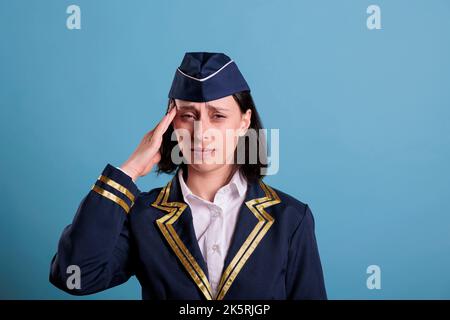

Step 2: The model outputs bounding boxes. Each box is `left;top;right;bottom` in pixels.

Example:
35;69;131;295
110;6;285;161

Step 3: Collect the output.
175;95;238;111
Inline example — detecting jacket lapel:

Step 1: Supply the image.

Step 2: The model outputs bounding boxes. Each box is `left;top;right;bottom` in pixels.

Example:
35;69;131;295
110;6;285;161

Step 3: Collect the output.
215;178;281;300
151;170;281;300
151;172;213;300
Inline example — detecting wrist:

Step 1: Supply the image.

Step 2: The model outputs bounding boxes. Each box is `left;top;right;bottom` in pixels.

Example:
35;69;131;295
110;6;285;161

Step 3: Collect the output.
119;163;140;182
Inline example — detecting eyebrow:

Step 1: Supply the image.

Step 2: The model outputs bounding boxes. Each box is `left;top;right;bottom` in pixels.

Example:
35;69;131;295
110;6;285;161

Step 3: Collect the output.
206;104;229;112
176;103;229;112
176;105;196;111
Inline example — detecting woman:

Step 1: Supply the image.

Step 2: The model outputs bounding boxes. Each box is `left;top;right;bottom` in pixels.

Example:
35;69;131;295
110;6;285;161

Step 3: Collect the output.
49;52;327;300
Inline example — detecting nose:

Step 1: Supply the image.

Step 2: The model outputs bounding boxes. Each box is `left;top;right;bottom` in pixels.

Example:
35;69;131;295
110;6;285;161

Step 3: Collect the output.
193;116;214;146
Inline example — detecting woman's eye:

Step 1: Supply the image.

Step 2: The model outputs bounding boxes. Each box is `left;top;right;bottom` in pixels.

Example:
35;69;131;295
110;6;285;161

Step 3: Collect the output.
213;114;226;119
181;114;195;120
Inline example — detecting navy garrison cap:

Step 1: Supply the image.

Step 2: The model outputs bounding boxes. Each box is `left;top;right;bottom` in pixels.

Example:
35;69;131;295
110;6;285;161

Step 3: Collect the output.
168;52;250;102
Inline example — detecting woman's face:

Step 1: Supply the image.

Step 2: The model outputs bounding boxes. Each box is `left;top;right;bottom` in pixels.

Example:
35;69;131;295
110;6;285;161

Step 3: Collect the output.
172;95;252;173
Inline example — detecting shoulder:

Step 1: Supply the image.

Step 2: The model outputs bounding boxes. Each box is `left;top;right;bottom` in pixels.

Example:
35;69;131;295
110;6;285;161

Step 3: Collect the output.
263;182;314;228
134;186;165;207
128;185;166;219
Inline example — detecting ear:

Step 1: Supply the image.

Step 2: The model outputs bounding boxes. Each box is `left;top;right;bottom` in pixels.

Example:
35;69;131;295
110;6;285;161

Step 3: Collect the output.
239;109;252;136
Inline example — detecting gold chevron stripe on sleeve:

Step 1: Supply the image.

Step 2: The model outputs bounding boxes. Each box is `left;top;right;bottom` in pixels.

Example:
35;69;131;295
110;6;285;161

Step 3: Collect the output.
97;175;136;203
91;185;131;213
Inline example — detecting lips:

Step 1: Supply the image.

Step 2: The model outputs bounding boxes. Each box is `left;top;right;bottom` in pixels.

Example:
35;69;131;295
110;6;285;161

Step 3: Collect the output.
190;148;215;159
191;147;215;152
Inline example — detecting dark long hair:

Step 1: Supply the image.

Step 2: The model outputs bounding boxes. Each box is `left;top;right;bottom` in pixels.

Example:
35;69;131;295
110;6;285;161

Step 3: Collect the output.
156;90;268;182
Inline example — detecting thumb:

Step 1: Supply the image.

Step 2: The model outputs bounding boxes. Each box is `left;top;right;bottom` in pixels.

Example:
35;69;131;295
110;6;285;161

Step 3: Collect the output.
143;152;161;174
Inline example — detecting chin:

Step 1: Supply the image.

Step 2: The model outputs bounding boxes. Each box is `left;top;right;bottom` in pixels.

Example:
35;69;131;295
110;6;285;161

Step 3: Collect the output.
188;163;226;174
188;163;236;173
181;149;235;174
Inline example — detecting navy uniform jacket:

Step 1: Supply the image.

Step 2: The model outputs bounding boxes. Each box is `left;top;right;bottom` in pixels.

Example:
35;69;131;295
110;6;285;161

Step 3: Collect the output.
49;164;327;300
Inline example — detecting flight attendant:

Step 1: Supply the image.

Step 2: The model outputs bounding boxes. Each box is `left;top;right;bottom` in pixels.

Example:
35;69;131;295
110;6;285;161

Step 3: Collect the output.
49;52;327;300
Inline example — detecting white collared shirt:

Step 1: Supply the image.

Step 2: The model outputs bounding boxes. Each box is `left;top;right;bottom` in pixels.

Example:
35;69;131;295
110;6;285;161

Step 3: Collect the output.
178;167;248;298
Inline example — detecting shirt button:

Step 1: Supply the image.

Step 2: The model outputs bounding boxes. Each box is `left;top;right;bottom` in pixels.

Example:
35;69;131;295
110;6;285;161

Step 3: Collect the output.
212;244;221;254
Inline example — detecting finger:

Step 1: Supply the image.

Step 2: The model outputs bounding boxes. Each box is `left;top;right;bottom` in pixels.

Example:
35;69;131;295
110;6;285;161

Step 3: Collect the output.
152;105;177;142
154;106;176;138
161;107;177;133
153;111;171;137
145;128;155;139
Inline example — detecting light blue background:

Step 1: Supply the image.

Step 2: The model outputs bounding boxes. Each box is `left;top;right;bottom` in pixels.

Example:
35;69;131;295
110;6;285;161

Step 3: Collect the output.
1;0;449;299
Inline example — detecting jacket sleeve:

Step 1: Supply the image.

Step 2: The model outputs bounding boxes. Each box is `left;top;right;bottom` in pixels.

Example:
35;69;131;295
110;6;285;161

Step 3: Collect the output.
49;163;140;296
286;204;327;300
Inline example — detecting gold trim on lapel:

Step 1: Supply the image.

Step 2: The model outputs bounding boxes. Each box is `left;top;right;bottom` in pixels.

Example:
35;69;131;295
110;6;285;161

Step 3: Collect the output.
151;181;213;300
215;180;281;300
151;178;281;300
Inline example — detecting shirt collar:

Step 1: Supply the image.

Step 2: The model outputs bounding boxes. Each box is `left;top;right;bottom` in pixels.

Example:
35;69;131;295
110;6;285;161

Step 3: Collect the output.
228;168;247;197
178;167;248;204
